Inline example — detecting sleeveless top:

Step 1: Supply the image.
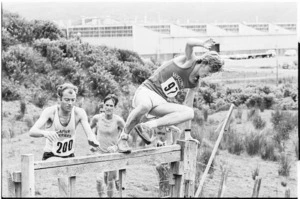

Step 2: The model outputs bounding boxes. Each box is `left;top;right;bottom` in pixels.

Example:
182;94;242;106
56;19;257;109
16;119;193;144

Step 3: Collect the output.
95;113;121;152
142;59;198;100
44;105;76;156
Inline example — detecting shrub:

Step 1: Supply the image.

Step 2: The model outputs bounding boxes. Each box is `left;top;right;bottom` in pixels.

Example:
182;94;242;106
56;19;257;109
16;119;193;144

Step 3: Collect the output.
128;63;152;84
235;107;243;120
259;137;277;161
247;108;258;121
226;129;244;155
252;165;260;180
24;115;34;128
245;94;262;108
203;108;208;122
20;100;26;115
252;114;266;130
278;153;292;177
88;65;120;99
271;109;295;140
244;131;262;156
192;109;204;126
201;88;214;107
2;78;21;101
294;141;298;159
31;92;49;108
262;93;275;109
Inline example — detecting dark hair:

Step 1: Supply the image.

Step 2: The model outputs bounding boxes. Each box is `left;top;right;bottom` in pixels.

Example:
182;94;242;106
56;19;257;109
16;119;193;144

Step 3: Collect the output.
197;51;224;73
57;83;78;98
104;94;118;106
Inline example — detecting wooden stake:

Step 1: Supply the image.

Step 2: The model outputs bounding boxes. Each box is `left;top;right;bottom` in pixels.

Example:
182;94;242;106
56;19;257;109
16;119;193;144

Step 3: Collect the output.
217;165;229;197
119;169;127;197
195;104;235;197
21;154;35;197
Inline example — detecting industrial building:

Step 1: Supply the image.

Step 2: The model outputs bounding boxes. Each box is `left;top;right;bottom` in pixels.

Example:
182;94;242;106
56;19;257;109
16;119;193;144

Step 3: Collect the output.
58;17;297;61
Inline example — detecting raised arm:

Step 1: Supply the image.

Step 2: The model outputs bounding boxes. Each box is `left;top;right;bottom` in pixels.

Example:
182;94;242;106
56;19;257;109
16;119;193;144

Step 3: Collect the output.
185;38;216;60
78;108;100;147
29;107;59;142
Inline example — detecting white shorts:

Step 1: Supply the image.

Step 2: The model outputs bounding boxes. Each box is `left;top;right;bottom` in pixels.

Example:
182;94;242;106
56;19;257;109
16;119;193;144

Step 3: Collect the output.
132;85;168;118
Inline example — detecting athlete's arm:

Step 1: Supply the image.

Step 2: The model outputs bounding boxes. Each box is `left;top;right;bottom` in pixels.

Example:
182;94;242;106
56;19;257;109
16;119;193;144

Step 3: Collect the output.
185;38;216;60
29;107;59;142
78;108;100;147
116;115;126;137
90;115;98;135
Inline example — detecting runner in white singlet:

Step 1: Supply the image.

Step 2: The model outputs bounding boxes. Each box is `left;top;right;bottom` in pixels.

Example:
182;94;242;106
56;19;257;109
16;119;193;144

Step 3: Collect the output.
29;83;100;161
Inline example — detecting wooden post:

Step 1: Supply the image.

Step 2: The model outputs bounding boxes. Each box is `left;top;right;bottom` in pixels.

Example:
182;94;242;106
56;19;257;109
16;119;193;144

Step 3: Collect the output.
7;170;16;197
170;140;198;197
285;187;290;198
68;176;76;197
195;104;235;197
251;176;262;197
182;140;198;197
21;154;35;197
12;171;22;197
58;178;68;197
119;169;127;197
169;161;184;197
217;166;229;197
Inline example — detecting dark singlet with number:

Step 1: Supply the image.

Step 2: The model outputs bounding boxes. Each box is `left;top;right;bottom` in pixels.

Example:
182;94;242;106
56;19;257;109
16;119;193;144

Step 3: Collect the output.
43;105;76;159
142;59;198;99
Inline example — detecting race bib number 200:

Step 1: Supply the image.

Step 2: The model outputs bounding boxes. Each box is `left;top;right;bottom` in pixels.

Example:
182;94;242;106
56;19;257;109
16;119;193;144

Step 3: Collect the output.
52;138;75;156
161;77;179;98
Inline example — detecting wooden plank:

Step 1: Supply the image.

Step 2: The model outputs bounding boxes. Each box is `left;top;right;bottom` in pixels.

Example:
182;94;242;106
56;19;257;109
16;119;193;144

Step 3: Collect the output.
195;104;235;197
21;154;35;197
34;145;181;170
69;176;76;197
35;150;180;179
12;171;21;182
118;169;126;197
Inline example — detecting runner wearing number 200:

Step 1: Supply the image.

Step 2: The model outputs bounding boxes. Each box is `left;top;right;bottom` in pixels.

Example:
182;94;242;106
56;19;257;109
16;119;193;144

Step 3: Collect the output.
29;83;100;161
118;38;224;153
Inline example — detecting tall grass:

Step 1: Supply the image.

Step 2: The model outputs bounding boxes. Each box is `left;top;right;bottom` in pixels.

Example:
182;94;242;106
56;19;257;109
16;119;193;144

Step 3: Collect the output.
278;153;292;177
244;131;262;156
259;137;278;161
252;114;266;130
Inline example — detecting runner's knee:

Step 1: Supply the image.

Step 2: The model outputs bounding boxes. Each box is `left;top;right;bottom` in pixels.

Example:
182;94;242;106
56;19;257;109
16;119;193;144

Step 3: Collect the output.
185;107;194;120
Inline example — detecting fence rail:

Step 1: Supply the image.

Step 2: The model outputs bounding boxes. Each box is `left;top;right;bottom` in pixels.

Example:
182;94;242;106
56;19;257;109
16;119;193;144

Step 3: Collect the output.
8;140;198;197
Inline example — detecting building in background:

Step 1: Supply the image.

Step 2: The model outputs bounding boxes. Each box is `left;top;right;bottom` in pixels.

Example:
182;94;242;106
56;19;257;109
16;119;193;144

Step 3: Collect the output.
57;17;297;61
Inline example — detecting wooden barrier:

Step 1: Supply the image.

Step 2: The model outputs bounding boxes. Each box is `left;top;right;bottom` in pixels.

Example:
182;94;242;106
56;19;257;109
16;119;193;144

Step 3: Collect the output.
8;140;198;197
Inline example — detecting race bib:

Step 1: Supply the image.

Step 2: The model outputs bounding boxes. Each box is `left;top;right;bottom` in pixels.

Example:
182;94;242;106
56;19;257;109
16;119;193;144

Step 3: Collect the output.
161;77;179;98
52;138;75;156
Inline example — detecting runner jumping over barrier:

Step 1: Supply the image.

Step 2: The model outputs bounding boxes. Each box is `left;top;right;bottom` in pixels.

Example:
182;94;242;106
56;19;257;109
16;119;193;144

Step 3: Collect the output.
117;38;224;153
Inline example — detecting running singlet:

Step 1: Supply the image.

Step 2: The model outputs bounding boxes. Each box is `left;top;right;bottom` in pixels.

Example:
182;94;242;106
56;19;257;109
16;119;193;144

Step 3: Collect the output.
95;114;121;152
43;105;76;156
142;59;198;100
